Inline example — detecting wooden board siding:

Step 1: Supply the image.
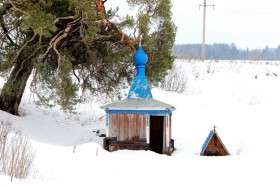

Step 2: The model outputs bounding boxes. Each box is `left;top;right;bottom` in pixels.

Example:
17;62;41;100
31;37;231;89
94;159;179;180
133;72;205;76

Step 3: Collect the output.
109;114;118;138
119;115;125;141
134;116;139;142
108;114;147;143
169;116;172;141
203;133;229;156
137;114;146;141
163;116;166;154
105;113;174;155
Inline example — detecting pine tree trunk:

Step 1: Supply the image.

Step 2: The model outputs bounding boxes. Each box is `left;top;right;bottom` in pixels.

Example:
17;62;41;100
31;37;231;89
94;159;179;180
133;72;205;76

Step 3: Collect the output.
0;59;33;115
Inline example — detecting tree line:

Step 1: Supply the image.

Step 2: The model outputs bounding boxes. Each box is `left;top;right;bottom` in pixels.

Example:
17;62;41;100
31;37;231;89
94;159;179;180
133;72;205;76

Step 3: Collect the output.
172;43;280;60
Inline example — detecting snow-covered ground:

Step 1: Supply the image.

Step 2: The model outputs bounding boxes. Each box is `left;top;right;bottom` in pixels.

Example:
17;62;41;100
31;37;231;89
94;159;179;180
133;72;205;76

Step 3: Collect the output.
1;60;280;186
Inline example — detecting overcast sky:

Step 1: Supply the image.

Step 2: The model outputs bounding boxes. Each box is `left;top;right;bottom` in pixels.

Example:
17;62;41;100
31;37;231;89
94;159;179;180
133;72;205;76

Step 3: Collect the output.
107;0;280;49
173;0;280;49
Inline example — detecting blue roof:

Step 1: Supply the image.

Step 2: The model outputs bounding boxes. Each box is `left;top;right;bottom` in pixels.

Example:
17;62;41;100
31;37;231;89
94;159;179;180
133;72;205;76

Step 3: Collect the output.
128;46;153;99
200;130;214;156
127;76;152;99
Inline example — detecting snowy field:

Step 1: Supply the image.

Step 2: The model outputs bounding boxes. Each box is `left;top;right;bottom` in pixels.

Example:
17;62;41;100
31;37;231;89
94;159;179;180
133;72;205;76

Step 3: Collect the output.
1;60;280;186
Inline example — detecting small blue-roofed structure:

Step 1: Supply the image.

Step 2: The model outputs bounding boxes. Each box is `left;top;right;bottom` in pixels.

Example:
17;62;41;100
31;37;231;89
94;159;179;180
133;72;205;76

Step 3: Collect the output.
102;46;175;155
200;126;230;156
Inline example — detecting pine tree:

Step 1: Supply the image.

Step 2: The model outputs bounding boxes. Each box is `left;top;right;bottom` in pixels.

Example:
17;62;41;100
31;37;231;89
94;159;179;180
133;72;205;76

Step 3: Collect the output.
0;0;176;115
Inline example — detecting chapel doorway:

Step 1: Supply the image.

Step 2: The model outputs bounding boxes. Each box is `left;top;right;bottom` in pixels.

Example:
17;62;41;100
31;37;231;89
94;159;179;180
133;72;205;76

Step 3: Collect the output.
149;116;164;154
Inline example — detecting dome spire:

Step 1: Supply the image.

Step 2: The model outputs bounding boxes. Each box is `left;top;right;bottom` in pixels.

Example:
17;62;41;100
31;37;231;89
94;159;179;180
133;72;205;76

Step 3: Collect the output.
133;46;148;76
127;45;152;99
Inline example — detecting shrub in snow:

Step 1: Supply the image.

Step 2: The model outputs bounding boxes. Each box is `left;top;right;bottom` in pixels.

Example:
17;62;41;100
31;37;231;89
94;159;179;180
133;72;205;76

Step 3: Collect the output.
160;62;188;93
0;120;35;181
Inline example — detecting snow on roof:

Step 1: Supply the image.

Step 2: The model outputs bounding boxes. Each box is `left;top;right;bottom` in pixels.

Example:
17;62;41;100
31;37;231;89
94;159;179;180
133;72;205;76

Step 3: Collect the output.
101;98;175;111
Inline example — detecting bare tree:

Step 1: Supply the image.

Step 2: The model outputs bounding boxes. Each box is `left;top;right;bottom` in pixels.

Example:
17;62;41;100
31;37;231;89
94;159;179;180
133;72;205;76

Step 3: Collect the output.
160;61;188;93
0;120;35;181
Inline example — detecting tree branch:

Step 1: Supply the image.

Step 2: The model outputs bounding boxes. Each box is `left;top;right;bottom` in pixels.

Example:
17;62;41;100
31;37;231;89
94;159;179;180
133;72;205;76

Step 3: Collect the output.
7;0;30;16
40;17;82;69
95;0;136;53
0;2;17;46
11;33;38;65
0;22;17;46
40;0;136;68
72;65;80;83
104;20;136;53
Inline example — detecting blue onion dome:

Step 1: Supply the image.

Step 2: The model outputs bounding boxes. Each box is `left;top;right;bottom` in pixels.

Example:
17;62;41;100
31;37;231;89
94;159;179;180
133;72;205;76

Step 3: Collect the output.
133;46;148;65
127;46;153;99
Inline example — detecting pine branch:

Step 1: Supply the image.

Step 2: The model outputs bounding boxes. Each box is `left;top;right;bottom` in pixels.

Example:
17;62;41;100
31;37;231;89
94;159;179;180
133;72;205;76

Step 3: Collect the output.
7;0;30;16
95;0;136;53
39;16;82;69
0;2;17;46
11;33;38;65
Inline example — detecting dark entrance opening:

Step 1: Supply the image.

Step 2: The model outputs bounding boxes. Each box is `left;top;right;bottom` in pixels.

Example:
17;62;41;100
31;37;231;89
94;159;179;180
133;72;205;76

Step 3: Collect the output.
150;116;164;154
206;150;220;156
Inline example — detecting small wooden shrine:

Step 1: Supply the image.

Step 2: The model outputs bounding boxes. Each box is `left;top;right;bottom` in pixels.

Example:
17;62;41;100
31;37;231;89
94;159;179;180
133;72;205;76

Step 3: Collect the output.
102;46;175;155
200;126;230;156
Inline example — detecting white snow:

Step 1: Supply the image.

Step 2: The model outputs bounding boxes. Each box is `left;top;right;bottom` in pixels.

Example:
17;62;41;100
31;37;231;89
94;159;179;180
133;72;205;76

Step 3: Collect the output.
1;60;280;186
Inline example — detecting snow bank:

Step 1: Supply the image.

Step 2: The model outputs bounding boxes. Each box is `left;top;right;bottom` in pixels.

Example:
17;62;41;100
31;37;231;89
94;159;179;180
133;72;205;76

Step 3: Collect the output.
1;60;280;186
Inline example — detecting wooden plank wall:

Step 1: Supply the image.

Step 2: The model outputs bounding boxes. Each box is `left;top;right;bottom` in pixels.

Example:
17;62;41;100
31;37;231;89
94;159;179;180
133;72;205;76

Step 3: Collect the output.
204;134;229;156
109;114;146;143
169;116;172;142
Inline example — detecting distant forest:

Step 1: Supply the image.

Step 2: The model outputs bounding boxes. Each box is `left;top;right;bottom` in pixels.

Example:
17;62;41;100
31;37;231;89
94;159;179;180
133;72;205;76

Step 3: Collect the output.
172;43;280;60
